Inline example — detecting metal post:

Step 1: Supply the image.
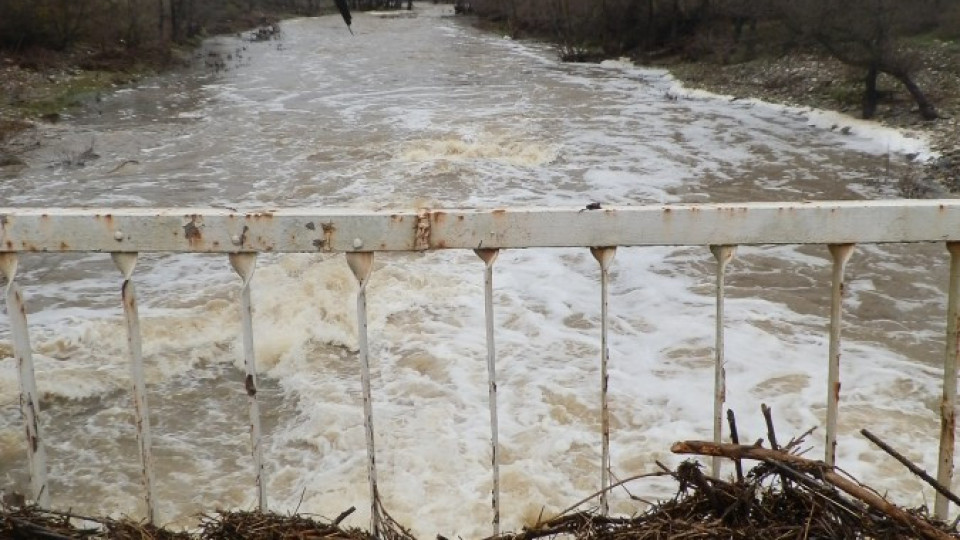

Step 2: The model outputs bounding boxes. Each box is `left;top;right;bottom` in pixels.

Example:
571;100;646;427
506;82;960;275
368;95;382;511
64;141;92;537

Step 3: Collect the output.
825;243;855;466
937;242;960;519
346;251;379;536
0;253;49;507
111;253;158;523
709;245;735;478
476;248;501;536
590;247;615;516
229;253;267;512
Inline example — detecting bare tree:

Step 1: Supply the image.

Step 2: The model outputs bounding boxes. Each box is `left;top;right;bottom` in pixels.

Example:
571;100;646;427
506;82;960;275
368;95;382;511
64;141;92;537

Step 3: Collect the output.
45;0;96;49
774;0;939;120
158;0;172;42
0;0;45;49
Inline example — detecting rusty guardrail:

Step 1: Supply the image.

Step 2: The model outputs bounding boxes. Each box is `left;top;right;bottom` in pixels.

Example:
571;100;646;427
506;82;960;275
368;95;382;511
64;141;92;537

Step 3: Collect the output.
3;200;960;532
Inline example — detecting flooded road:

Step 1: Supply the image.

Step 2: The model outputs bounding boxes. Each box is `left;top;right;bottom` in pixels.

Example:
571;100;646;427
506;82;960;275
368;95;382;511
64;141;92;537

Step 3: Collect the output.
0;3;952;536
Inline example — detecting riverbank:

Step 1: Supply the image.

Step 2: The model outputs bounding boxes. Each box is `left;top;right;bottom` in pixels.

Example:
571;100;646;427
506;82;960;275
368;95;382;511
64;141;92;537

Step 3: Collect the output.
0;8;306;170
649;44;960;196
471;13;960;197
0;46;177;162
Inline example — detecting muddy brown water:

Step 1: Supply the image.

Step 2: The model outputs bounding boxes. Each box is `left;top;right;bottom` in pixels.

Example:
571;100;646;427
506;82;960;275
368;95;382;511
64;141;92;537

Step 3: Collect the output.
0;4;955;537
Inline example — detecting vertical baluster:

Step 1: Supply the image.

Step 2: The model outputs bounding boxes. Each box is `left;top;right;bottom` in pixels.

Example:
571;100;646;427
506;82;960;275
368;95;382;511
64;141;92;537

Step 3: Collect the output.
0;253;49;507
475;248;501;536
590;247;616;516
111;253;158;523
825;244;855;467
229;253;267;512
937;242;960;519
346;252;379;536
709;245;735;478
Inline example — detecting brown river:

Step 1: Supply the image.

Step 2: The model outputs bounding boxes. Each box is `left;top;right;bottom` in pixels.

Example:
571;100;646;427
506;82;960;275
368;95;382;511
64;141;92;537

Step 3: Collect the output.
0;3;955;536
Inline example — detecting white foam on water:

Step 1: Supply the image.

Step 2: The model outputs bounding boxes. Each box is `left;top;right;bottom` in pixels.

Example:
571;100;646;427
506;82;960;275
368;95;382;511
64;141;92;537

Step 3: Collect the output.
401;131;558;167
655;70;934;161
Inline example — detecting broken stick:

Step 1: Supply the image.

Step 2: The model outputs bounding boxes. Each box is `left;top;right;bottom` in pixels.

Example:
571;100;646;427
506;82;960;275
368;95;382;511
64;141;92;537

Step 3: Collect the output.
862;428;960;509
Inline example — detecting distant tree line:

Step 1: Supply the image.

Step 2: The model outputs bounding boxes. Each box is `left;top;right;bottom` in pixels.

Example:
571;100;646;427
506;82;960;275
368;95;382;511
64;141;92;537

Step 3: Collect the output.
470;0;960;119
0;0;338;52
349;0;413;9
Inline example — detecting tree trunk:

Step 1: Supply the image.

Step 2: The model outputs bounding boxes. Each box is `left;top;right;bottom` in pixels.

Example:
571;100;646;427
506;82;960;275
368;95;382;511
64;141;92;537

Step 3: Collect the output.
862;64;879;119
170;0;179;41
185;0;197;38
733;17;744;44
745;16;756;57
670;0;679;40
158;0;172;42
889;69;940;120
645;0;654;48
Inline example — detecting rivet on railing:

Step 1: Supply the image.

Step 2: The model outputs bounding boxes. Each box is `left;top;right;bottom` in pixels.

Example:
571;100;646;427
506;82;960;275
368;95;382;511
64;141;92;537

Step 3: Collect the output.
0;253;48;508
114;230;124;241
826;243;855;467
590;246;616;516
346;252;380;536
475;248;501;537
229;252;267;512
709;245;736;478
111;252;158;523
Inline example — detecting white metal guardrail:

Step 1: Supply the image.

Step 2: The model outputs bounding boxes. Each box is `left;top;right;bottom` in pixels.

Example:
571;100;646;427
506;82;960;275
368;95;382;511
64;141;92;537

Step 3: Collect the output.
3;200;960;534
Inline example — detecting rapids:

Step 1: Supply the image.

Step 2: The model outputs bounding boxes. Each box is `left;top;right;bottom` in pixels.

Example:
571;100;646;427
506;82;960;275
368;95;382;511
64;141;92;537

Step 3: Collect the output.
0;4;950;537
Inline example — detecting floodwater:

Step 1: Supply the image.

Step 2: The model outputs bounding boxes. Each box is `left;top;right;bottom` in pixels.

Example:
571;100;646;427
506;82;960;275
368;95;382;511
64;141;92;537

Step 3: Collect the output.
0;3;952;537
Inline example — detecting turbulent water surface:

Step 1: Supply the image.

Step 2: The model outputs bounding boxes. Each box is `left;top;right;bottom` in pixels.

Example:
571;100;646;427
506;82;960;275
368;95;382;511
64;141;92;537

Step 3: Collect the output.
0;4;951;536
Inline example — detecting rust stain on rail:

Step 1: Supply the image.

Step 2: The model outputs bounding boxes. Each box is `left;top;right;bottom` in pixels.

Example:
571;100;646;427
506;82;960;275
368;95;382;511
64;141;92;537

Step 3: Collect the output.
183;215;203;246
415;210;431;250
319;223;335;251
248;212;275;222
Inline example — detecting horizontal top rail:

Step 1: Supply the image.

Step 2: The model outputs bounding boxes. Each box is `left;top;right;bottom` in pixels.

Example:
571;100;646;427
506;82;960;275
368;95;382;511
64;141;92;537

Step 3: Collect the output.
2;200;960;253
4;198;960;527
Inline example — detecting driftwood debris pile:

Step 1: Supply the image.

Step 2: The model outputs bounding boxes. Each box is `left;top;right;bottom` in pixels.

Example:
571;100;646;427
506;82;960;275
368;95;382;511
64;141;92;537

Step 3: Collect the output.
0;501;418;539
197;507;371;539
2;408;959;539
505;449;954;540
0;506;369;540
0;504;190;539
503;408;960;540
